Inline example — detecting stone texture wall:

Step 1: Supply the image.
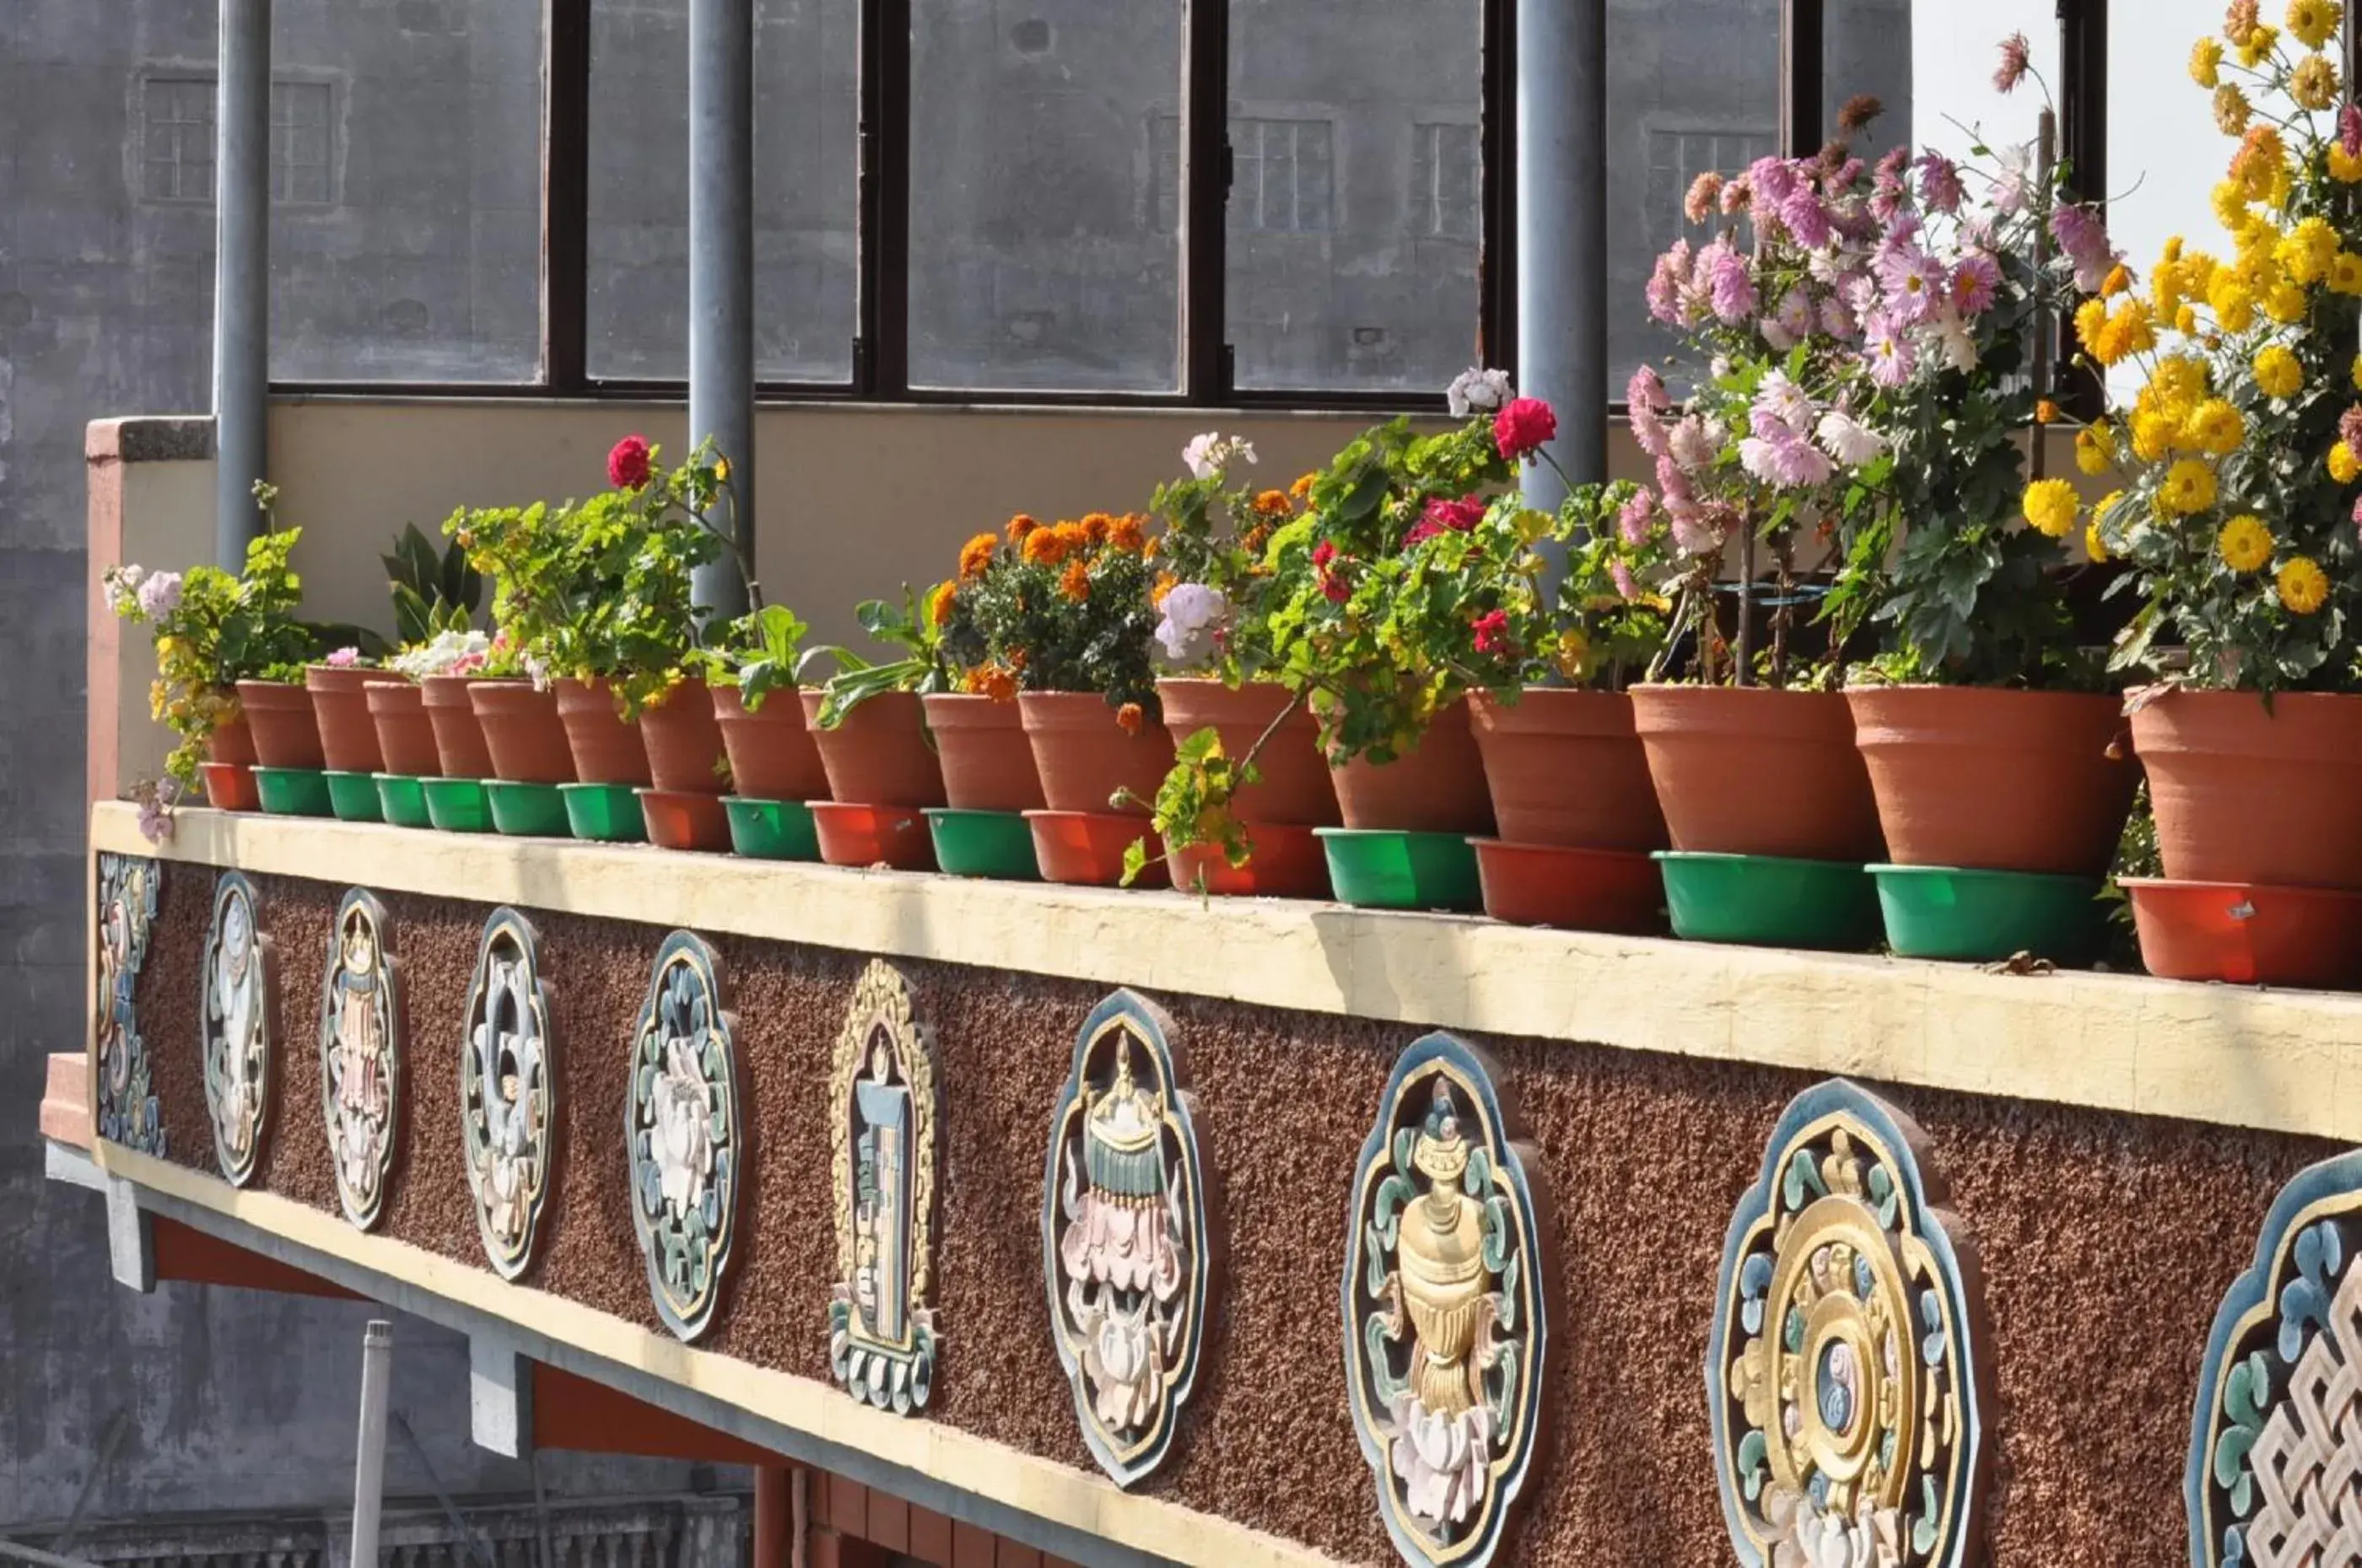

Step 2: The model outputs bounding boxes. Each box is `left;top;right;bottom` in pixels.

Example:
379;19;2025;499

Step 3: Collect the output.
130;865;2338;1567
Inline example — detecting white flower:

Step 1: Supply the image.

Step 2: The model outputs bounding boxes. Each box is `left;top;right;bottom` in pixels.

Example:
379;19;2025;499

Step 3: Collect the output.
1181;433;1257;481
1153;584;1229;665
1668;416;1718;472
1754;370;1815;439
1815;411;1887;466
1931;310;1980;373
137;570;184;618
1991;143;2032;216
388;629;492;682
1445;367;1514;418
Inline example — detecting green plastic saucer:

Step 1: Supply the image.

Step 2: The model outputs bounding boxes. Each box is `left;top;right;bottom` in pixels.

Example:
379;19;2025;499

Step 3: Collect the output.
925;809;1041;881
723;798;822;860
324;770;383;823
374;774;434;828
562;782;647;843
486;780;569;838
421;777;494;833
1655;851;1879;951
1870;864;2106;964
252;767;333;818
1314;829;1483;913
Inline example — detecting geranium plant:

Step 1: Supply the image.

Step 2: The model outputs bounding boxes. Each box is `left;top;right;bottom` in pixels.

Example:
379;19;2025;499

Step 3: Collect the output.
932;510;1161;716
445;436;740;716
2073;4;2362;692
1140;435;1311;682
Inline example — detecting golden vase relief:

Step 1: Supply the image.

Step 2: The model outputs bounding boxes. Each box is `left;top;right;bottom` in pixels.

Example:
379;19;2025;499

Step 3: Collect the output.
830;959;939;1414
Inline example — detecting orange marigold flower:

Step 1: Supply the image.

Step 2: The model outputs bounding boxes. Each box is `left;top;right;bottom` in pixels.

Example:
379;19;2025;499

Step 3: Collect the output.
1142;535;1162;560
2035;398;2061;424
1059;558;1091;601
962;663;1017;702
1108;512;1146;552
1116;702;1145;736
1054;520;1091;554
1081;511;1114;545
1289;471;1317;502
957;531;998;580
1152;571;1178;606
1005;513;1039;544
927;581;957;626
1241;523;1272;554
1254;488;1292;516
1022;526;1066;567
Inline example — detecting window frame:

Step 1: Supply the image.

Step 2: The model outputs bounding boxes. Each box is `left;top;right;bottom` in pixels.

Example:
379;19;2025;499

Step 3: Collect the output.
266;0;2112;413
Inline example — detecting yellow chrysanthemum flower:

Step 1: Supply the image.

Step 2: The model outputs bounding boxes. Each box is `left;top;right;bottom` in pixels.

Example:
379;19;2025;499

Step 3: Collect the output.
2289;0;2343;50
2237;22;2281;65
2278;555;2330;612
2160;459;2221;516
2265;282;2311;324
2333;254;2362;296
2132;409;2176;461
2279;217;2339;284
2185;398;2247;455
2295;53;2343;107
2255;342;2305;398
2350;352;2362;390
2102;263;2132;299
2022;478;2080;539
2210;277;2257;332
2192;35;2226;84
2336;144;2362;183
2215;84;2255;134
2177;303;2200;335
2090;299;2159;367
2219;513;2274;571
2075;425;2114;476
2330;441;2360;483
2155;354;2212;406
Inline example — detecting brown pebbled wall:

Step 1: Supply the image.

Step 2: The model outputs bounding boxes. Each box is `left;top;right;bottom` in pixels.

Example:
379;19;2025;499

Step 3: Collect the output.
124;862;2340;1568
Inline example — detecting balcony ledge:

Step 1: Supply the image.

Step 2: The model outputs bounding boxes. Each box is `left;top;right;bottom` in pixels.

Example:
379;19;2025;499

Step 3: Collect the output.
92;800;2362;1145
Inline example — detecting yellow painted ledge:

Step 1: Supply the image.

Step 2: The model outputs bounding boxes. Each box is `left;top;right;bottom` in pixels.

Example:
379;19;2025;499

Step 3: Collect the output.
97;801;2362;1143
99;1144;1348;1568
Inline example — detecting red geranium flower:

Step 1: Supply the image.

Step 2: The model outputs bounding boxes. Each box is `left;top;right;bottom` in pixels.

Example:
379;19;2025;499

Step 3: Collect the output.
1428;495;1487;531
1312;540;1351;603
1493;398;1557;461
1470;609;1513;655
607;434;653;491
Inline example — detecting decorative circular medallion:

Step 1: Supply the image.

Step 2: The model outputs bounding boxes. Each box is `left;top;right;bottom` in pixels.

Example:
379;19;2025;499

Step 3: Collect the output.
1708;1080;1987;1568
459;908;555;1280
1043;989;1213;1486
95;854;165;1156
627;931;741;1342
318;888;402;1230
1342;1033;1550;1568
829;959;939;1414
2189;1149;2362;1568
199;870;273;1186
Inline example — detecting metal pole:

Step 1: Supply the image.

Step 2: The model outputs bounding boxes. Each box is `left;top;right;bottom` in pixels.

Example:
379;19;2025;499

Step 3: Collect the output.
214;0;272;569
1515;0;1606;542
350;1321;392;1568
688;0;756;620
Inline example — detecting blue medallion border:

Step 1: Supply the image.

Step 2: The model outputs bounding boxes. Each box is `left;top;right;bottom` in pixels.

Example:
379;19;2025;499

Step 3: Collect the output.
460;905;558;1282
1038;988;1213;1488
1339;1031;1550;1568
2185;1147;2362;1568
625;929;743;1344
1704;1078;1987;1568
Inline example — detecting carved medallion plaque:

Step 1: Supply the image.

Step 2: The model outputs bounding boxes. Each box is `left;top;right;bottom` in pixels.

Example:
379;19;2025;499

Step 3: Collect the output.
1343;1033;1550;1568
94;854;164;1156
460;908;555;1280
1043;989;1212;1485
318;888;402;1229
200;870;273;1185
627;931;741;1342
1707;1080;1988;1568
830;960;938;1414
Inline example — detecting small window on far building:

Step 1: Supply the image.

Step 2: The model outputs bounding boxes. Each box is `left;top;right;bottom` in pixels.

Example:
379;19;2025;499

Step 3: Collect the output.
1411;121;1480;242
1232;117;1334;234
269;82;333;205
138;76;334;207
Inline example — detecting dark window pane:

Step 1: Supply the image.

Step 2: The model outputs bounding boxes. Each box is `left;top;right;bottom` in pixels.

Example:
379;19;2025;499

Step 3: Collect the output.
588;0;859;383
908;0;1182;393
1826;0;1912;165
1607;0;1782;394
1226;0;1481;394
267;4;543;382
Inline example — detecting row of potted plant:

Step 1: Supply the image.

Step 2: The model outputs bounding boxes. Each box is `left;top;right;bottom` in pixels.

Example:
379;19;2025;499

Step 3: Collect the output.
110;17;2362;990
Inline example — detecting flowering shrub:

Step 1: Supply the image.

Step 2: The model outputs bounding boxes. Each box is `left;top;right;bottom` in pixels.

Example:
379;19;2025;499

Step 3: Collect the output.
104;486;326;789
932;510;1162;714
1142;433;1312;681
445;437;740;716
2070;3;2362;692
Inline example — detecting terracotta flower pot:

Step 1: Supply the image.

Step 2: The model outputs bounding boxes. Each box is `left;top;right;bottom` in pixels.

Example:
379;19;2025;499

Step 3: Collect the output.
207;712;258;768
1847;686;2136;876
922;693;1047;812
364;681;442;778
799;689;946;809
235;680;326;770
1629;685;1885;862
468;681;576;785
554;676;652;787
1328;697;1496;836
1018;692;1177;817
2130;688;2362;887
1155;678;1340;827
423;676;499;779
640;679;730;795
1470;688;1667;852
304;665;387;774
714;684;829;802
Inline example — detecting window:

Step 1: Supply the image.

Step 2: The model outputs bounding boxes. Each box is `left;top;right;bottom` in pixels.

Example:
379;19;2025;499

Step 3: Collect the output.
585;0;860;384
1412;121;1480;242
267;82;332;205
906;0;1184;393
1644;128;1776;256
141;79;216;203
1225;0;1483;395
